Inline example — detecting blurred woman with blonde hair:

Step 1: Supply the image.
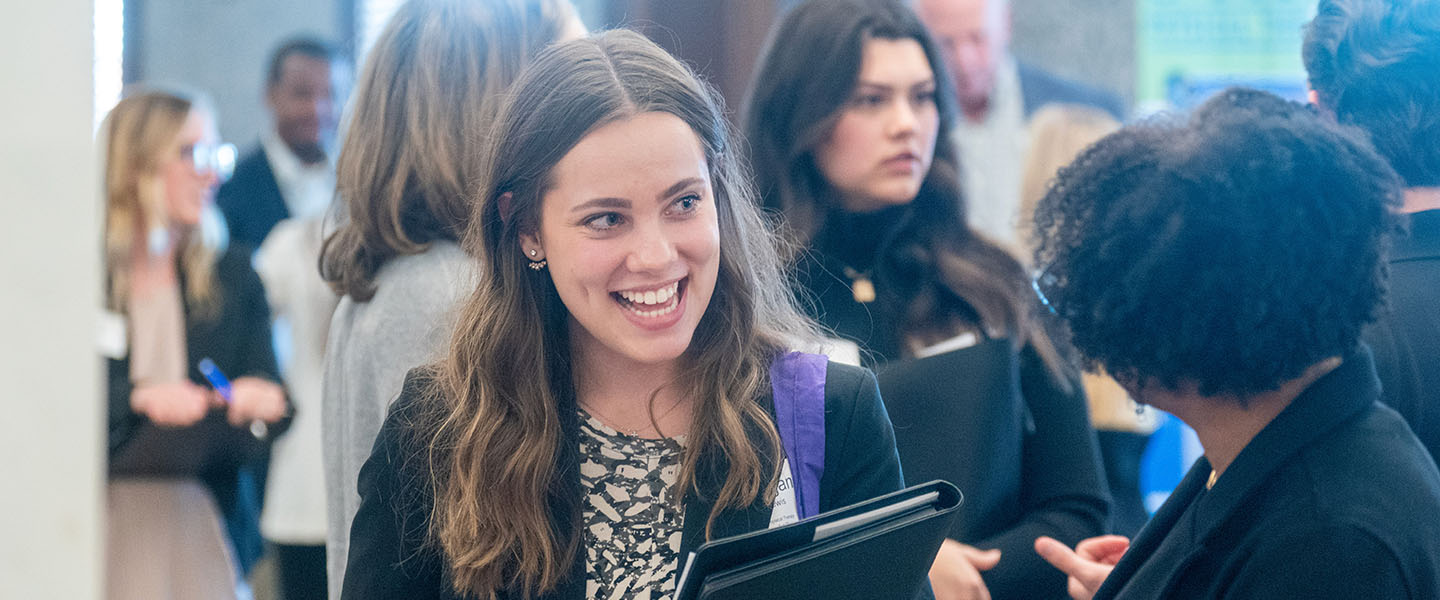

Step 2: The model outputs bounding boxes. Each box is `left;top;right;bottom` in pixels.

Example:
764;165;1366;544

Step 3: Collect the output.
102;88;289;598
1017;103;1158;537
1018;104;1120;253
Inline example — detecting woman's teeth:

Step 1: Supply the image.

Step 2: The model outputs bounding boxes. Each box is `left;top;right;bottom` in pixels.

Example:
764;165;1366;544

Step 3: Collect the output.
618;281;679;306
617;281;681;317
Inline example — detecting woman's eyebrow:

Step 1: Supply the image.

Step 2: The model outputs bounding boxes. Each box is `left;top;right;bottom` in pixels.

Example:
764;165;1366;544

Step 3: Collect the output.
570;197;631;214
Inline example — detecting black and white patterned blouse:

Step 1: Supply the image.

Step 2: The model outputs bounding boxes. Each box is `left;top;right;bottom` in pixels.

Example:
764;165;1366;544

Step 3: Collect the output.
578;410;686;600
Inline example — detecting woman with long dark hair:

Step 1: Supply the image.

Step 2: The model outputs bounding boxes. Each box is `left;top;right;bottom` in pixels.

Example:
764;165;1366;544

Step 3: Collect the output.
340;30;909;600
744;2;1108;598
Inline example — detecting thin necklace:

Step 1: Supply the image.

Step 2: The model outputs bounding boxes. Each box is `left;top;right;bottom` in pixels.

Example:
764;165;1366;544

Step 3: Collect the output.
580;396;687;438
841;266;876;303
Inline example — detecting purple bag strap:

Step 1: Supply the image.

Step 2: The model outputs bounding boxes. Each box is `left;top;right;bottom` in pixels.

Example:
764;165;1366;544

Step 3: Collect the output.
770;351;827;520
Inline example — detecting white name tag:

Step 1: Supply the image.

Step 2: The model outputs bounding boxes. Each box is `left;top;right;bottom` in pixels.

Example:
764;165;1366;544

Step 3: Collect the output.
769;458;799;528
97;310;127;360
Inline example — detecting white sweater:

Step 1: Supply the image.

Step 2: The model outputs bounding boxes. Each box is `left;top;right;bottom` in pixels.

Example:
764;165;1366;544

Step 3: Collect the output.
321;240;474;598
254;217;339;544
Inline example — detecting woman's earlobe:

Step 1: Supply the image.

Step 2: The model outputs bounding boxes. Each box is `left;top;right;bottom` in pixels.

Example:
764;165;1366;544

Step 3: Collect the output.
519;234;545;263
521;240;548;271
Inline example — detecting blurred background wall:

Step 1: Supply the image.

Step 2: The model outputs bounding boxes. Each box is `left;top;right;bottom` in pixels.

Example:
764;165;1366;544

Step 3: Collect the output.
126;0;1138;145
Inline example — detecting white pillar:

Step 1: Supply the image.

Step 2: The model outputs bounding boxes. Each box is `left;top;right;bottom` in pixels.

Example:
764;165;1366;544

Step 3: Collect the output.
0;1;104;598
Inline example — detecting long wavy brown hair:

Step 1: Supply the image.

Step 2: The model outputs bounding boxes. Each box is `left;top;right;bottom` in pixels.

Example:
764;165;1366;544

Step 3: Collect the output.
744;0;1068;377
415;29;819;598
319;0;579;301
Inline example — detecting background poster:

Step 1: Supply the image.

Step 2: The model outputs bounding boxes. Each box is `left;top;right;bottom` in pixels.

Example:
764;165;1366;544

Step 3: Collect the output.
1137;0;1316;112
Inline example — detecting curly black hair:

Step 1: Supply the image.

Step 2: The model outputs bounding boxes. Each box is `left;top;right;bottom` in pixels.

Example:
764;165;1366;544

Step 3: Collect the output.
1032;88;1404;398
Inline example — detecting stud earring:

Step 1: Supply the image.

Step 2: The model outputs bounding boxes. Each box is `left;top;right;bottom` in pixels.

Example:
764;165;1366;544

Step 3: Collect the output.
529;249;537;257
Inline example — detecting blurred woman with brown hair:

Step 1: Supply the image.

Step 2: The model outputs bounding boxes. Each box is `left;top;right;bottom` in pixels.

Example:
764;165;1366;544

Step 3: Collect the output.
319;0;584;591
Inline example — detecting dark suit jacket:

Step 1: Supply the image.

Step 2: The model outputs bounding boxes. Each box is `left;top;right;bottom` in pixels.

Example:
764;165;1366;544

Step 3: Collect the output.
341;362;911;599
1095;348;1440;599
794;208;1110;600
1018;62;1125;121
217;146;289;249
106;245;289;575
1363;209;1440;463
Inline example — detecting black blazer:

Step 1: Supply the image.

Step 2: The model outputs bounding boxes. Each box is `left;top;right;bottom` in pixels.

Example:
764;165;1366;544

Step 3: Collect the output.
1095;348;1440;599
216;146;289;249
341;362;910;599
105;245;288;575
1363;209;1440;462
794;215;1110;599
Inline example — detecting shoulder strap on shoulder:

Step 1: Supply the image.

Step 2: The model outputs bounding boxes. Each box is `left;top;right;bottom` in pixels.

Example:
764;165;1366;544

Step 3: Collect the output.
770;351;827;520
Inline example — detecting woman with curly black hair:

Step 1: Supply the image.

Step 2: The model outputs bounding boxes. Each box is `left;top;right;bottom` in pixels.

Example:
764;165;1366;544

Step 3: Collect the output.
743;1;1108;598
1032;88;1440;599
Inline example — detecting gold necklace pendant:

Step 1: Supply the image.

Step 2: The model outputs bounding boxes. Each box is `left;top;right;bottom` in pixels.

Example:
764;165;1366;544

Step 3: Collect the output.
842;266;876;303
851;276;876;303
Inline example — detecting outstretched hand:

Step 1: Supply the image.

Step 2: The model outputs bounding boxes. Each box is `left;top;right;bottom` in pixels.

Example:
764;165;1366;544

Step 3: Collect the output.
1034;535;1129;600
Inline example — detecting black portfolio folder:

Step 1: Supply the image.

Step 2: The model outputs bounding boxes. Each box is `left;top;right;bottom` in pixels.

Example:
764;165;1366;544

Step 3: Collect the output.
675;480;962;600
876;338;1029;541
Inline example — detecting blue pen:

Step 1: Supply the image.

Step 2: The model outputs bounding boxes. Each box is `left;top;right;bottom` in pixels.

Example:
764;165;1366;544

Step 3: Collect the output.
198;358;233;403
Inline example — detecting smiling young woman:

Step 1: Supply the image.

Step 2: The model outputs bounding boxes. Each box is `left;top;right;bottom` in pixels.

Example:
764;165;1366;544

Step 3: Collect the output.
339;30;912;600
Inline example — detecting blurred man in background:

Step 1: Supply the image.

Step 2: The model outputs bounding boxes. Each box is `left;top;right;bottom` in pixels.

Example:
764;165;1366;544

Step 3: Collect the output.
914;0;1122;247
218;38;344;248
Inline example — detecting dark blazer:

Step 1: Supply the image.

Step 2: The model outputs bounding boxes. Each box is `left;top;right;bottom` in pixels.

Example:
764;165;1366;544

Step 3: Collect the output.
1363;208;1440;462
795;210;1109;599
216;146;289;249
341;361;910;599
1095;348;1440;599
106;245;288;575
1018;62;1126;121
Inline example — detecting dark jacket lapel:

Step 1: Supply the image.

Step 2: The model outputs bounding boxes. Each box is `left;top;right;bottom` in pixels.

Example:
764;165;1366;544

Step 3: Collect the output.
1094;348;1382;600
1190;349;1379;539
1093;461;1209;600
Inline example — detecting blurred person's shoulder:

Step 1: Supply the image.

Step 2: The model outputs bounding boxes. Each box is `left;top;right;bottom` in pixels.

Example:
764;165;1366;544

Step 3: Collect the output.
374;240;476;304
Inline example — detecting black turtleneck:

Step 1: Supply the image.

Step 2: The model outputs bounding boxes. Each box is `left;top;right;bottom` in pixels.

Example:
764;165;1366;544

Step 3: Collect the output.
797;205;914;364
